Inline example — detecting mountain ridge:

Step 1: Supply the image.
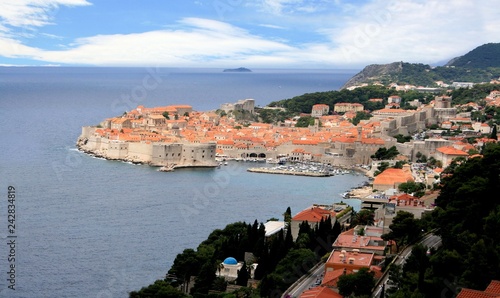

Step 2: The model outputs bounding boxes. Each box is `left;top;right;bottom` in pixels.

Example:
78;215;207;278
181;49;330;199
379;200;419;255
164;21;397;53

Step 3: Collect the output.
341;43;500;89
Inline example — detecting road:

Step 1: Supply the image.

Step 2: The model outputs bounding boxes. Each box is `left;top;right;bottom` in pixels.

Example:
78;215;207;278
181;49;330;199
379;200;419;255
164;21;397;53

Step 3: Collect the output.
372;233;442;298
285;263;325;298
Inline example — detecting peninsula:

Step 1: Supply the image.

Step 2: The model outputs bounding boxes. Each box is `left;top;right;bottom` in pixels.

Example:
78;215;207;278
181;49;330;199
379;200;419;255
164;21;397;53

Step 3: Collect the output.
77;83;499;174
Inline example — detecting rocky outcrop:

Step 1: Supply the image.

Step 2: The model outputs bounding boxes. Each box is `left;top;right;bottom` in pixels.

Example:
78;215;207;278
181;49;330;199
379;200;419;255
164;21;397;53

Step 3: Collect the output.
341;62;403;89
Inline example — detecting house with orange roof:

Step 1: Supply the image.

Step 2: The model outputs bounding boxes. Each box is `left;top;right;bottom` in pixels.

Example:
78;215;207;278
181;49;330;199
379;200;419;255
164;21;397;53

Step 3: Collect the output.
441;121;452;129
110;118;132;130
321;268;354;288
372;166;414;191
456;280;500;298
146;114;167;127
334;102;364;113
325;249;374;272
388;95;401;104
472;122;492;134
290;205;350;240
434;146;469;167
169;105;192;116
311;104;330;117
200;112;220;124
332;227;386;256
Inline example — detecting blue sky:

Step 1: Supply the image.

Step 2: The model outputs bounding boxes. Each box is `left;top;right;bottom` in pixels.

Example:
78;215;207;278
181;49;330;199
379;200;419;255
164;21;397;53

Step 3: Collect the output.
0;0;499;68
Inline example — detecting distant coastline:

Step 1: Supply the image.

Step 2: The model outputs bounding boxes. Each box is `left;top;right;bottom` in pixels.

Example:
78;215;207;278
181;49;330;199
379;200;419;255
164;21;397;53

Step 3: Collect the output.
223;67;252;72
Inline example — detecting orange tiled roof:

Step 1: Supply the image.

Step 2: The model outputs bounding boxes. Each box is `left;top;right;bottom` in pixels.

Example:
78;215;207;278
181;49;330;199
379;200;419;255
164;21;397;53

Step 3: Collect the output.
292;207;335;223
436;146;469;156
456;289;500;298
321;269;353;287
373;168;414;186
292;139;319;145
300;287;343;298
485;281;500;294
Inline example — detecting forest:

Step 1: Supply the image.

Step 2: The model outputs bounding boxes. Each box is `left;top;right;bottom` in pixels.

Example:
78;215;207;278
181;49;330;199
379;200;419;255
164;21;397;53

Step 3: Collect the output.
267;85;433;114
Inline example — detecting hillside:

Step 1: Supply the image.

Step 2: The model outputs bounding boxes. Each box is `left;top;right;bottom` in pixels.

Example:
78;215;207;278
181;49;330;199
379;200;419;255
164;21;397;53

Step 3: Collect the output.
341;43;500;89
445;42;500;68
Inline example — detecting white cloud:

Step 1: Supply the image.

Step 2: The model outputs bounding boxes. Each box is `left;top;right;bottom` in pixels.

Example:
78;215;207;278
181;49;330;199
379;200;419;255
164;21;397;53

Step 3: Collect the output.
258;24;287;29
259;0;318;15
0;0;499;68
0;0;91;31
32;18;296;66
317;0;500;66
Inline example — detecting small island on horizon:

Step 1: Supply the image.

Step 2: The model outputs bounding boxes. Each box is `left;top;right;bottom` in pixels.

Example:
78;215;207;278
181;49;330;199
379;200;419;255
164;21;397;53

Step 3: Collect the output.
223;67;252;72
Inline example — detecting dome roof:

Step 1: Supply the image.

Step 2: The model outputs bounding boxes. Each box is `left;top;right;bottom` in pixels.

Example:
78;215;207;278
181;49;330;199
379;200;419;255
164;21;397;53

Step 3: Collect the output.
223;257;238;265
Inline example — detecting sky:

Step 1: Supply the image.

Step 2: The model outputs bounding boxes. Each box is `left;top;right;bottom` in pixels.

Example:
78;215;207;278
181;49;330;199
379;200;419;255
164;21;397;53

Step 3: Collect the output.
0;0;499;68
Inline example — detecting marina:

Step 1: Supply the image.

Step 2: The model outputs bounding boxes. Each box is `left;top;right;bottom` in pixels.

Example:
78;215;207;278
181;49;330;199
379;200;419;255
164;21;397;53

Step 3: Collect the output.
247;162;353;177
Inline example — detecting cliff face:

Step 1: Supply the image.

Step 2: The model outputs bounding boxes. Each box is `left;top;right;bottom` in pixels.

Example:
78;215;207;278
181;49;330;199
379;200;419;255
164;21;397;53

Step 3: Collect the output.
341;62;403;89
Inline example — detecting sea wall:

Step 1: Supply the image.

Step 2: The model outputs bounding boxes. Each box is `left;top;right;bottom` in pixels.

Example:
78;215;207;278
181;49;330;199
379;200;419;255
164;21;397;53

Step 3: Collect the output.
77;126;217;168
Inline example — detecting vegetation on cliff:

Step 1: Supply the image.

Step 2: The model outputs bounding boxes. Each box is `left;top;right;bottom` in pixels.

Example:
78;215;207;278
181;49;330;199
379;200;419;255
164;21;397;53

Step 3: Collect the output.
384;142;500;296
342;62;500;89
339;43;500;89
446;43;500;68
130;209;342;297
268;85;416;114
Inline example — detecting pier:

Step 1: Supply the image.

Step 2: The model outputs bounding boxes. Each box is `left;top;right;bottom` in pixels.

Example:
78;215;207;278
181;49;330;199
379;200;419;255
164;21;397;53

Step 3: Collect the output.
247;167;331;177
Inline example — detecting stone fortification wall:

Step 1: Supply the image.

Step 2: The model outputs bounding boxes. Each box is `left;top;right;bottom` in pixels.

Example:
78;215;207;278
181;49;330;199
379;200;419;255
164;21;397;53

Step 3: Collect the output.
77;126;217;168
128;142;153;163
108;141;129;159
151;143;183;166
179;143;218;167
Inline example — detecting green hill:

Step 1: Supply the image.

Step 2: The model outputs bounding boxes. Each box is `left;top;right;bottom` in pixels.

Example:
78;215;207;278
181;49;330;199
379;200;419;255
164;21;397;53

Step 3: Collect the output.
341;43;500;89
446;42;500;68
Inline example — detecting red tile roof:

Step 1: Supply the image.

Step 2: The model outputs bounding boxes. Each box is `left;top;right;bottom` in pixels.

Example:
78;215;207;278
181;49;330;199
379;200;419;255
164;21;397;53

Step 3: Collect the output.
485;281;500;293
300;287;343;298
292;207;336;223
436;146;469;156
457;280;500;298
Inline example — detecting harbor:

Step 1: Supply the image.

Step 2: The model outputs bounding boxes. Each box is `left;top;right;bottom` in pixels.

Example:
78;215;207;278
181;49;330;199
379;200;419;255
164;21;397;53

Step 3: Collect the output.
247;162;353;177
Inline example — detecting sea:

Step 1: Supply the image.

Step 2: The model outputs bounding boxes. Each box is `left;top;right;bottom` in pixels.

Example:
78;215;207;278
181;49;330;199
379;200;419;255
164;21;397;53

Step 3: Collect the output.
0;67;368;297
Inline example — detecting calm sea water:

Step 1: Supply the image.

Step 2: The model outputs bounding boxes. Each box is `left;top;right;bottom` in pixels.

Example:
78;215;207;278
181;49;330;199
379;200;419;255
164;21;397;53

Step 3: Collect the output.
0;67;367;297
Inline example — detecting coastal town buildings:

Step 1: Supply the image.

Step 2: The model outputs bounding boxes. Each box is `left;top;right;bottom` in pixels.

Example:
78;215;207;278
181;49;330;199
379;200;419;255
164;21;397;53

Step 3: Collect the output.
333;103;363;113
311;104;330;117
78;89;498;173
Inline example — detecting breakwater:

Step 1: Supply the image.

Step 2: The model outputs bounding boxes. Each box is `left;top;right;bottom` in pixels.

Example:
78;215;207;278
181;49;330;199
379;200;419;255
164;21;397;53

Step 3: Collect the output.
247;167;331;177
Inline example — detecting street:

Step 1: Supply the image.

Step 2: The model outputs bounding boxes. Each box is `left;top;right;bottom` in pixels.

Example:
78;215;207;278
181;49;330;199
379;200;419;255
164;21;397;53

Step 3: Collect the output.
372;233;442;297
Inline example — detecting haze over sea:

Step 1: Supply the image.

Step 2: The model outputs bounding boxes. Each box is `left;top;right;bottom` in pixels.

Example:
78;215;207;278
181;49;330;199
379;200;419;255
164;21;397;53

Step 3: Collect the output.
0;67;368;297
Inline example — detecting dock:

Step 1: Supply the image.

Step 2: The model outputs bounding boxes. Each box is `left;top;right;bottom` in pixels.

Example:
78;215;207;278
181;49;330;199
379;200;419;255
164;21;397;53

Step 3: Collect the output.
247;167;332;177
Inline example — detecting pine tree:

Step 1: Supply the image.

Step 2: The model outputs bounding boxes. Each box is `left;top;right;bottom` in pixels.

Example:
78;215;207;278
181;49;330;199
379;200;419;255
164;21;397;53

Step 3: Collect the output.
491;124;498;140
236;261;249;286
